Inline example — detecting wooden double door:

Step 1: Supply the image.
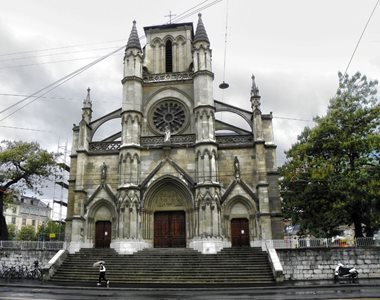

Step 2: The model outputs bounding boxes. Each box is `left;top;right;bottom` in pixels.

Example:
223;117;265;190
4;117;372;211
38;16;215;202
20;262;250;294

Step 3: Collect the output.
154;211;186;248
231;218;250;247
95;221;111;248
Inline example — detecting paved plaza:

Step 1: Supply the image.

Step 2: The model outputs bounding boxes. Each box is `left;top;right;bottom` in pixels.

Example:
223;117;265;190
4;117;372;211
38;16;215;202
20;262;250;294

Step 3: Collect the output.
1;279;380;299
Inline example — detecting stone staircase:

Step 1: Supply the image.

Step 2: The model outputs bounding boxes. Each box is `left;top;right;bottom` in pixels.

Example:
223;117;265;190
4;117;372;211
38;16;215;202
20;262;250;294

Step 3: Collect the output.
50;247;274;285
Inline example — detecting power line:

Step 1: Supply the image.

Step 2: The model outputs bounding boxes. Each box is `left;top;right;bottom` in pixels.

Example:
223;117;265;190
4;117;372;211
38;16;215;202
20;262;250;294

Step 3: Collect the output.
172;0;223;23
0;45;126;122
0;39;125;58
0;93;76;101
0;46;120;63
273;116;313;123
344;0;379;76
0;55;108;70
170;0;210;23
0;125;55;133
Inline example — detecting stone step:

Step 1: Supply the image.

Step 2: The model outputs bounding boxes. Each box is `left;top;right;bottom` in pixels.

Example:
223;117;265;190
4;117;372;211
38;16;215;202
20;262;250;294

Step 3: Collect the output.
51;247;274;284
51;278;275;284
64;258;268;263
54;269;272;275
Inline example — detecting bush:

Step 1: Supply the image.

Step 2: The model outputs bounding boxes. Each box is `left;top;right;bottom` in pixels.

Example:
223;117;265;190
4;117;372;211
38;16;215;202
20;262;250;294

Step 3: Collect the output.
17;225;36;241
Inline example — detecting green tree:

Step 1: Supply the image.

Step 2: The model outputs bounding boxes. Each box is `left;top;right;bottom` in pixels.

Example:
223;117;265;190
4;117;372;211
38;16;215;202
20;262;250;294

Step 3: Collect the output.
37;220;65;241
0;141;58;240
7;224;17;240
17;225;36;241
280;72;380;238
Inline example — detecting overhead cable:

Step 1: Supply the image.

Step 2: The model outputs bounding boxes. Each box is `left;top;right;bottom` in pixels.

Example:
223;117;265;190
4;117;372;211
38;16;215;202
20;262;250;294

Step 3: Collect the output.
172;0;223;23
344;0;379;76
0;45;126;122
170;0;210;23
0;39;125;57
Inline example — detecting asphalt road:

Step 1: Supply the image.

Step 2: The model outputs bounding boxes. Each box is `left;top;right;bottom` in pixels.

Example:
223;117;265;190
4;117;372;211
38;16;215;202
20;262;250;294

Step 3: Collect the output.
0;281;380;300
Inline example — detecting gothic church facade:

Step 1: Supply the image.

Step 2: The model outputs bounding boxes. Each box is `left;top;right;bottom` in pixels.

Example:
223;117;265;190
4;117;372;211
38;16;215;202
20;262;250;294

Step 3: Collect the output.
65;15;283;254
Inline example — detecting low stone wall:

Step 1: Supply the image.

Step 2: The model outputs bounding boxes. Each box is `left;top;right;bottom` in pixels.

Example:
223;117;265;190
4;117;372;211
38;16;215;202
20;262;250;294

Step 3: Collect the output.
0;249;58;268
277;248;380;280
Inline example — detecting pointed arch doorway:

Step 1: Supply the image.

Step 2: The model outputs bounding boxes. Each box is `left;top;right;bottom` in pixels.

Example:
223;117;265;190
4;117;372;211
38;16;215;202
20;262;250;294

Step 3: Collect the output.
143;176;194;249
154;211;186;248
231;218;249;247
95;221;111;248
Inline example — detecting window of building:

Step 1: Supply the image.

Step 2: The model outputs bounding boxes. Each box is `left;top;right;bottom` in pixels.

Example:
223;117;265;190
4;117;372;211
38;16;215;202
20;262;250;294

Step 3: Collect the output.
165;40;173;73
12;206;17;214
32;219;36;226
11;217;16;224
22;218;26;226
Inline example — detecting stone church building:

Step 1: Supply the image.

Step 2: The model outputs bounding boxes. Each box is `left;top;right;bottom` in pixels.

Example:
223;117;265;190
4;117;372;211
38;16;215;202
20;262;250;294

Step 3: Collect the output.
65;14;283;254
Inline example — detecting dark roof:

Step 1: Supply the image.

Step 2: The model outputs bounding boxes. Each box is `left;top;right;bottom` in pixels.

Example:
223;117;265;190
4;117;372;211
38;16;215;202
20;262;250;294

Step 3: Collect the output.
17;196;50;208
126;20;141;50
143;22;193;34
193;13;209;43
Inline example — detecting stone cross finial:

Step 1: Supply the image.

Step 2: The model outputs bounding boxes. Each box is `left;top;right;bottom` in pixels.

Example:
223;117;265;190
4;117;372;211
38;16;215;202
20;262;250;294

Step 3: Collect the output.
251;74;260;97
165;11;176;24
250;75;261;114
83;87;91;105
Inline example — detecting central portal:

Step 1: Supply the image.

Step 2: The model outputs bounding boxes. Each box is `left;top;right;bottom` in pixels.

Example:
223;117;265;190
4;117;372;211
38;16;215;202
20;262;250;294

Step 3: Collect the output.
154;211;186;248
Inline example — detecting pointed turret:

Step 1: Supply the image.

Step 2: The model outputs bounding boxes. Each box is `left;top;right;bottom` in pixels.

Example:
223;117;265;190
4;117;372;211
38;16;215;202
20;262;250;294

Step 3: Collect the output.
250;75;261;115
250;74;260;97
83;87;92;107
250;74;263;141
82;87;92;123
123;20;143;79
125;20;141;51
194;13;209;43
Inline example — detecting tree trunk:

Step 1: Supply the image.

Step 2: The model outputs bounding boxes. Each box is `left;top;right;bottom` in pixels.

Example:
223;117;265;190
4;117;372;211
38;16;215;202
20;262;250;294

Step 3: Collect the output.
353;214;363;238
0;191;9;240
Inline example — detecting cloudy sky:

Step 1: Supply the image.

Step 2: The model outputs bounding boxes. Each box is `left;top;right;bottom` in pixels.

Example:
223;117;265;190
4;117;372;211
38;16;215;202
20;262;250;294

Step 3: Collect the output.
1;0;379;207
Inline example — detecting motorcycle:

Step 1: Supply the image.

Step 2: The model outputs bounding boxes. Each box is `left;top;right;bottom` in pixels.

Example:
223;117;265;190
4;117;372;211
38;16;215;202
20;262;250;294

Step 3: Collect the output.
334;263;359;282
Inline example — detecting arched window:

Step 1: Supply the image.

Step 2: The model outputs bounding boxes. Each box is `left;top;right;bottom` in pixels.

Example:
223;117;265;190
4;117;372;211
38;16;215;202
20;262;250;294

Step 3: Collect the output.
165;40;173;73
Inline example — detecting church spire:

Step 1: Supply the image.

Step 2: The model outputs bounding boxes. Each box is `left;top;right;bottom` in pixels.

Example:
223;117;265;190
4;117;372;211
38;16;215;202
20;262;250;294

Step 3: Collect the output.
251;74;260;97
250;75;261;115
82;87;92;123
126;20;141;51
83;87;92;108
194;13;209;43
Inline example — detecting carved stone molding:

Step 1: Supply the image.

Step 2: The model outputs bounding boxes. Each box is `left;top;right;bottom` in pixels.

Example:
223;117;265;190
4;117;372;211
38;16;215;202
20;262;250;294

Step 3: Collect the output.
89;134;252;152
143;72;193;83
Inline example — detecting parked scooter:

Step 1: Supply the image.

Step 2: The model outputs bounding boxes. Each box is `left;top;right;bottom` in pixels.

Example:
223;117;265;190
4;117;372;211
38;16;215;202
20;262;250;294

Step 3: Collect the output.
334;263;359;282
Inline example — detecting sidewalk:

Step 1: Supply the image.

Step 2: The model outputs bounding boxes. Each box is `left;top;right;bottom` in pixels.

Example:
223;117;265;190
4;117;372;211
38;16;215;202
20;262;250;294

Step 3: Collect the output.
1;278;380;291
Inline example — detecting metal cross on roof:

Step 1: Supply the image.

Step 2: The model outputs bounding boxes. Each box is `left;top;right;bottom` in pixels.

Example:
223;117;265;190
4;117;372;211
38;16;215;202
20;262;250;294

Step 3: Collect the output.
165;11;176;24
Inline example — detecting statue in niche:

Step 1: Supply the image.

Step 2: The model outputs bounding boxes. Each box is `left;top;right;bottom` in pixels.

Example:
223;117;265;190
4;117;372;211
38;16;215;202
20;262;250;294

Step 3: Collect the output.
101;162;107;181
234;156;240;179
164;125;171;143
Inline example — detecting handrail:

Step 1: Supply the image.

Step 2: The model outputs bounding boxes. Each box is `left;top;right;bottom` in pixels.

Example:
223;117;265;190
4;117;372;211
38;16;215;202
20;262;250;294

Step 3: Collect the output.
264;241;284;282
262;237;379;250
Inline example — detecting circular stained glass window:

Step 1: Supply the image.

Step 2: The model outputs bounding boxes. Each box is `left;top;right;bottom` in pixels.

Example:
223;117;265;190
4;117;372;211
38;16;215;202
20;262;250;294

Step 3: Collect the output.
151;100;187;134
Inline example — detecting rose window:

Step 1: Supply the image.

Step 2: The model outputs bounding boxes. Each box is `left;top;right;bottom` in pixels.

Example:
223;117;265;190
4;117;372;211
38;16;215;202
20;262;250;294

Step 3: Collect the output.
152;101;187;134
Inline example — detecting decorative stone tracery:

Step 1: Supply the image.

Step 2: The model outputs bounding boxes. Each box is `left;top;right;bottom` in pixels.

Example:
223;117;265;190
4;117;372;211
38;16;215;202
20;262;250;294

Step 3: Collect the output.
151;100;187;134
